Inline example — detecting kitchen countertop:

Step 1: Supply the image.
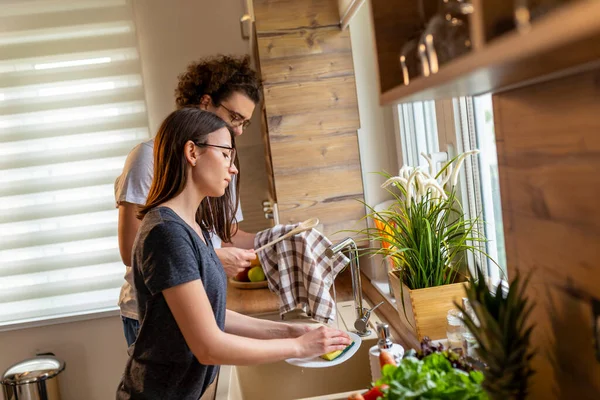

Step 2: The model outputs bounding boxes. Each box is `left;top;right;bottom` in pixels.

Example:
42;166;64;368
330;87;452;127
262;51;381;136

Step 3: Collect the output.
226;280;279;315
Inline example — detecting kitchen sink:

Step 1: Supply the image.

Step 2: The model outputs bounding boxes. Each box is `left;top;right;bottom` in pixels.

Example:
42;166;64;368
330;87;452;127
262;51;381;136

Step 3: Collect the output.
215;300;383;400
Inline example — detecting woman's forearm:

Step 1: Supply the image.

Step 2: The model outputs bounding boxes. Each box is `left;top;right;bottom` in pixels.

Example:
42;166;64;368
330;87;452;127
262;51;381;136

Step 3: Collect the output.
165;280;346;367
166;282;301;365
225;309;298;339
230;228;256;250
202;332;300;366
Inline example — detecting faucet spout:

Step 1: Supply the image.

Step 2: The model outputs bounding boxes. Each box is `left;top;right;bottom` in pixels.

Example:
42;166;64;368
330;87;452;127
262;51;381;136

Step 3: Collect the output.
327;237;369;336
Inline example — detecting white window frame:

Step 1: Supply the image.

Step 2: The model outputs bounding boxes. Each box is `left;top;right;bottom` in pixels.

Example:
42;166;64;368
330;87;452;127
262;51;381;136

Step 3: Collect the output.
453;95;506;286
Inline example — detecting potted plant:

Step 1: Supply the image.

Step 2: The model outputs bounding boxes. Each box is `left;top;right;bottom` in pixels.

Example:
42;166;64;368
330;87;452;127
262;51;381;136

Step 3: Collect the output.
359;151;494;340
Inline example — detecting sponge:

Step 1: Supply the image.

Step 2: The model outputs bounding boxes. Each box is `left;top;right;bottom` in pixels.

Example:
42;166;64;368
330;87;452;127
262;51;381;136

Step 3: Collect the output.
319;341;355;361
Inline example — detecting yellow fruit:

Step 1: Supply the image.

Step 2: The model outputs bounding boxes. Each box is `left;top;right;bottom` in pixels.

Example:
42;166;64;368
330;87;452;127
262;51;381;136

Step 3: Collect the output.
250;256;260;267
247;266;266;282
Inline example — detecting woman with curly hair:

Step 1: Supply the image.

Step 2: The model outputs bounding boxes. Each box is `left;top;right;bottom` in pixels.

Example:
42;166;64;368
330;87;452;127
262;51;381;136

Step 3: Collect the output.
116;108;351;399
115;55;264;346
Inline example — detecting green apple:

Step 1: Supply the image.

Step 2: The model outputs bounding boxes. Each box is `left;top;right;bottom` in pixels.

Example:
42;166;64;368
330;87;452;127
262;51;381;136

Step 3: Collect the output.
247;266;266;282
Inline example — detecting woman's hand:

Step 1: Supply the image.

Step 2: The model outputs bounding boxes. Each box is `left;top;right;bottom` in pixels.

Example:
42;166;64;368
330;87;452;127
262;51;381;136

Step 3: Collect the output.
294;326;351;359
286;323;314;338
215;247;256;277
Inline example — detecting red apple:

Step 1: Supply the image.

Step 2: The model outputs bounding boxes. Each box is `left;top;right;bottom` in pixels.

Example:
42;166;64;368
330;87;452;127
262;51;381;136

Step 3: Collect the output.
235;267;250;282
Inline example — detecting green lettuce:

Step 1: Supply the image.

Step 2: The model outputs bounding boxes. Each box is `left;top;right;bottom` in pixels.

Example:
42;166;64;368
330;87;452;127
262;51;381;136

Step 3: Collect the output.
375;353;487;400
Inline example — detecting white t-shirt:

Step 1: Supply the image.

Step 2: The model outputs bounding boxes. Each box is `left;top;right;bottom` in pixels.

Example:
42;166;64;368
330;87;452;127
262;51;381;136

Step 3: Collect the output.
114;138;243;319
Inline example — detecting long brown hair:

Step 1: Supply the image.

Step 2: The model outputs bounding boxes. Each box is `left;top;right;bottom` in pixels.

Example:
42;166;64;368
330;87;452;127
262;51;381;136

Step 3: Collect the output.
138;108;238;243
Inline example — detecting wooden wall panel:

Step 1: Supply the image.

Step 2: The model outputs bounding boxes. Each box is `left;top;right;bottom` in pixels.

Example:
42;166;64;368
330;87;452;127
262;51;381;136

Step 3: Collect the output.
254;0;365;238
263;76;358;115
254;0;339;32
270;132;360;172
278;198;365;239
257;27;351;60
493;69;600;400
275;166;363;203
267;107;360;139
259;52;354;83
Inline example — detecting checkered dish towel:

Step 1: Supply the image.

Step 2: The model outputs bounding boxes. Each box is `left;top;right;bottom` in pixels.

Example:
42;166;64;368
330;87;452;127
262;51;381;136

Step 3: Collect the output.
254;223;350;324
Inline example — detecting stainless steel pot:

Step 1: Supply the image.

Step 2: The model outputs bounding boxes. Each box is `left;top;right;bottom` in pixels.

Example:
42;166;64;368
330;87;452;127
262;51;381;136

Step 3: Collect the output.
1;356;65;400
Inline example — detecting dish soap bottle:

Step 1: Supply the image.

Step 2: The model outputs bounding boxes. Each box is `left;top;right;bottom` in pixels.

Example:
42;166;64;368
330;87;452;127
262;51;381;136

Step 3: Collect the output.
368;322;404;382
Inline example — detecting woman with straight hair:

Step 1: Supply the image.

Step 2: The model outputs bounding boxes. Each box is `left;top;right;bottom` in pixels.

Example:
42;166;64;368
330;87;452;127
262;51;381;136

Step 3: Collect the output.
116;108;351;400
115;55;263;346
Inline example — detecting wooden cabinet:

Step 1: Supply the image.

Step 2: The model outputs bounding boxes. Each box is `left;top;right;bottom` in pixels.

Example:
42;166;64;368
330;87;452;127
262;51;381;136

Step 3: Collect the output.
368;0;600;104
494;69;600;399
252;0;366;239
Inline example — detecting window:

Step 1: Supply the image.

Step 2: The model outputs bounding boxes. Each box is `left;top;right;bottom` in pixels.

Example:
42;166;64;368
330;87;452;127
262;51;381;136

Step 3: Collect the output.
0;0;149;327
398;100;440;168
367;100;442;292
454;94;506;283
395;95;506;285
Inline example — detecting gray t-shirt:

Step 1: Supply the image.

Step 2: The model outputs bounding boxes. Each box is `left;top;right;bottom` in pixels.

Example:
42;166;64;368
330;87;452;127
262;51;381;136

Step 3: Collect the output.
116;207;227;400
114;138;242;319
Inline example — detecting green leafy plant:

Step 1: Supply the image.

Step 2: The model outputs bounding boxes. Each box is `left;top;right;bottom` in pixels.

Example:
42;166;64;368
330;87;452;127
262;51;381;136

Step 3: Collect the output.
404;336;477;373
357;151;494;290
376;353;488;399
456;265;536;400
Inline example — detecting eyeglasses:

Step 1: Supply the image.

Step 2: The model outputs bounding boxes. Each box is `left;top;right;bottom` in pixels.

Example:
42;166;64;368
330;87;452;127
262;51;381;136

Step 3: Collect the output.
195;143;237;167
219;103;251;130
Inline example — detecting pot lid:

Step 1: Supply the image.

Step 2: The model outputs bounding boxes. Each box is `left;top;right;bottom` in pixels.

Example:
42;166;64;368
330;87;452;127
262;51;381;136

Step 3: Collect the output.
1;356;65;385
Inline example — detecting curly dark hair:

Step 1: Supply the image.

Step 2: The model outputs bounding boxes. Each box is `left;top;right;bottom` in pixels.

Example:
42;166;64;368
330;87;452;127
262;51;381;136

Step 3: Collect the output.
175;55;262;108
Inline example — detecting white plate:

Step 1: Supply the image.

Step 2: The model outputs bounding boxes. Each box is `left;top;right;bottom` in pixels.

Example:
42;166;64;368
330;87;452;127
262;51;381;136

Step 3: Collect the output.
285;331;362;368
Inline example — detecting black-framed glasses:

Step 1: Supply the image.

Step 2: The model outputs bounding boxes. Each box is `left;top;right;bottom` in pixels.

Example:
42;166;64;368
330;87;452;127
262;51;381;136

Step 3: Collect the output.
219;103;251;130
195;143;237;167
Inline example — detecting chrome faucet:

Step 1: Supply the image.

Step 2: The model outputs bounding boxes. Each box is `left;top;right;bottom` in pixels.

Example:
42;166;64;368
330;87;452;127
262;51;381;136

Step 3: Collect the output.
326;237;383;337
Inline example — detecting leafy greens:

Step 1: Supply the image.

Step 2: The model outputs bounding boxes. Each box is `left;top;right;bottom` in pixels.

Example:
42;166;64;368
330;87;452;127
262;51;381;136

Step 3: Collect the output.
376;353;488;400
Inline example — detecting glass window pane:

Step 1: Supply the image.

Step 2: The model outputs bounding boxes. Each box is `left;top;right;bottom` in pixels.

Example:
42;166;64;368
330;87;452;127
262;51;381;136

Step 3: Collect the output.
472;94;506;281
398;100;439;168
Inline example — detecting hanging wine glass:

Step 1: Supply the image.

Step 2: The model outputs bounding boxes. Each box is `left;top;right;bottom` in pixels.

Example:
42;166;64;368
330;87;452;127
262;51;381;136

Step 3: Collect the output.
399;0;437;84
419;0;474;75
400;36;422;85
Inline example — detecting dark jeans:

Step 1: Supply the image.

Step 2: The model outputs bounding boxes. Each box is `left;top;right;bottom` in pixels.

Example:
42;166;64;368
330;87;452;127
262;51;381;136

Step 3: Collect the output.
121;316;140;347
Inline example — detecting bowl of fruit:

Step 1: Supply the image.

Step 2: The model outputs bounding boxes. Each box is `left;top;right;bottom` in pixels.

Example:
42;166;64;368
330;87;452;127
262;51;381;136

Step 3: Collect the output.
229;256;268;289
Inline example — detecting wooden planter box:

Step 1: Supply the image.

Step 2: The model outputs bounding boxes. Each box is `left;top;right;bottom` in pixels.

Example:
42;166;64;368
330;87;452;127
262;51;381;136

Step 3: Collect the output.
388;269;467;341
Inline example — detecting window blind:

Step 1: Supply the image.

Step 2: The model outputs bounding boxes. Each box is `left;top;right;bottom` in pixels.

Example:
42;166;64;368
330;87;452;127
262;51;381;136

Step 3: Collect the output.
0;0;149;326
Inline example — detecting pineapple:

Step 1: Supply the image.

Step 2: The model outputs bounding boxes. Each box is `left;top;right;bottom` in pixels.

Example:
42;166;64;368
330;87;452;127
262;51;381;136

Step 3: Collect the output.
457;264;536;400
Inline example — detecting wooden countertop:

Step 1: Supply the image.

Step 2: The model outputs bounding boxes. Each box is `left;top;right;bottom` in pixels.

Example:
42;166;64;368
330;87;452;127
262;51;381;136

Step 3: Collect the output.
226;281;280;315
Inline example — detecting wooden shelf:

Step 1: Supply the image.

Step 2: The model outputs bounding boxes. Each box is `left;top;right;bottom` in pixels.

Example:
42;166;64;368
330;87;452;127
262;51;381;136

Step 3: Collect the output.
376;1;600;105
